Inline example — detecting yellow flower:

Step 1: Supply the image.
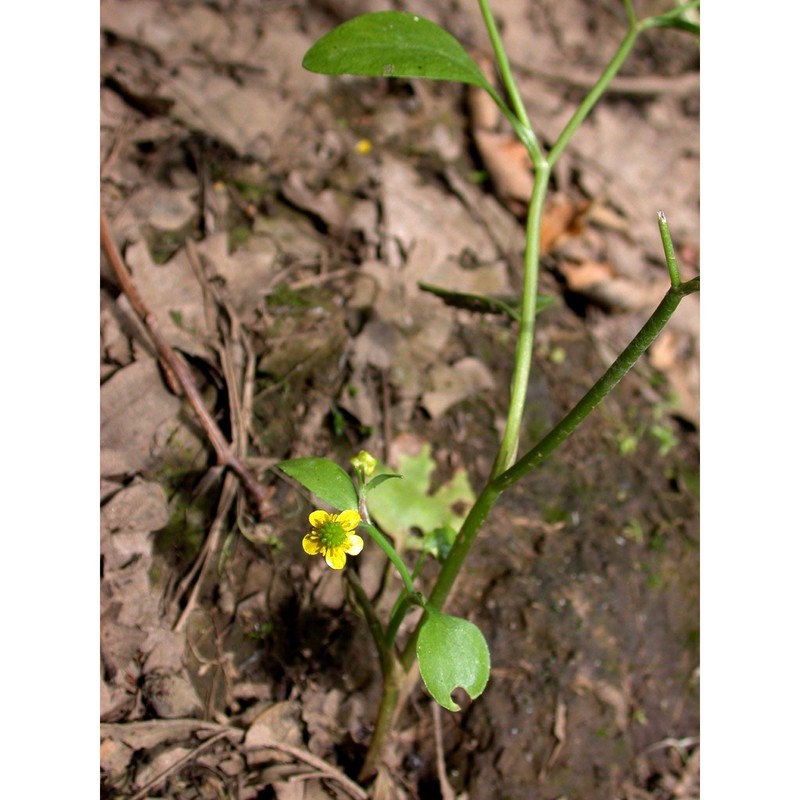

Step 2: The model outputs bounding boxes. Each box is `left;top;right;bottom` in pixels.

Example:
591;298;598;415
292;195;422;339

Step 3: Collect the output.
350;450;377;479
302;509;364;570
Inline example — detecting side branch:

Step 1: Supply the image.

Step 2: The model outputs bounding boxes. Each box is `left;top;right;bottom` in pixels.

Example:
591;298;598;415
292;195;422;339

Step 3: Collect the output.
100;211;274;519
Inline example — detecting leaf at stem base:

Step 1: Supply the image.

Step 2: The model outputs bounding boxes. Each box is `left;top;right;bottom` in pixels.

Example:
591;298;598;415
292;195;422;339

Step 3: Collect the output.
416;608;491;711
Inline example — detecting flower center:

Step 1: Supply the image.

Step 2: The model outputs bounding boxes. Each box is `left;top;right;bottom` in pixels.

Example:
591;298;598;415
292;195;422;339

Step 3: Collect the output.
318;520;347;549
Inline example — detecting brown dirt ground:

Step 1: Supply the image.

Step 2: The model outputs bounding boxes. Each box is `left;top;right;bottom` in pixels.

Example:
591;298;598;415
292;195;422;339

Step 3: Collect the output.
100;1;699;798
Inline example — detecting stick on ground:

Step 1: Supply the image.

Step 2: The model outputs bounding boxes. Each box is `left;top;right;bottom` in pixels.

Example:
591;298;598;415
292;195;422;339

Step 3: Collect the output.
100;211;274;520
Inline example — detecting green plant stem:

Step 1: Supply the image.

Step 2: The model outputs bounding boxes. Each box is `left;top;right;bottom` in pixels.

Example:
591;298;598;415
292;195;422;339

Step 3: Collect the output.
345;570;391;674
399;275;699;670
640;1;700;34
493;277;699;491
356;3;701;778
385;594;413;649
474;0;545;163
477;0;530;131
400;485;502;673
357;649;403;782
482;86;538;157
547;23;640;168
359;520;417;597
658;211;681;289
622;0;637;26
490;164;551;477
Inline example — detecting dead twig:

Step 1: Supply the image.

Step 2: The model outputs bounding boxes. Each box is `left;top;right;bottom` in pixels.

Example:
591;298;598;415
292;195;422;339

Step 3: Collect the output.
244;739;369;800
432;702;457;800
100;210;274;519
164;239;265;630
128;729;231;800
516;61;699;97
172;472;239;631
539;694;567;780
101;718;243;743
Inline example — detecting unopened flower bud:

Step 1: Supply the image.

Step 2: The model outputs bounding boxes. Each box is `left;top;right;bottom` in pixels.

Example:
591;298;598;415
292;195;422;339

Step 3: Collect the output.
351;450;377;479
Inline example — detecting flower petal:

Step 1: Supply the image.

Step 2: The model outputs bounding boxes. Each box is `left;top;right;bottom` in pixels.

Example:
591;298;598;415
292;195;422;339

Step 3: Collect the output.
302;532;324;555
309;510;331;529
337;509;361;532
344;534;364;555
325;548;347;570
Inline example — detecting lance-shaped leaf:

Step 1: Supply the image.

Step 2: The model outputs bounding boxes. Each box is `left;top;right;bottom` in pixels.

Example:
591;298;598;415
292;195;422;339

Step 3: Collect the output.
416;608;491;711
419;281;554;322
302;11;493;93
365;472;401;494
278;457;358;511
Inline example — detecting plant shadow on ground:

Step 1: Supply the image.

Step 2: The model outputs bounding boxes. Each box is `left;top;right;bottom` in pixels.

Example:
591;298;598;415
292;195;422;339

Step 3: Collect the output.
100;0;698;797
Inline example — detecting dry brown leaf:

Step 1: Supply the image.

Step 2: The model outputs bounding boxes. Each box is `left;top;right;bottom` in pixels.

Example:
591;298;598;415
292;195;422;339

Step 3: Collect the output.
141;670;203;719
650;330;700;426
421;357;496;419
560;261;666;311
573;672;630;734
539;694;568;778
381;156;498;268
194;232;279;321
134;745;193;789
541;195;587;253
102;529;152;572
473;129;533;210
101;720;242;752
245;700;304;762
101;678;134;723
272;780;305;800
372;765;412;800
585;201;630;234
124;239;214;361
282;171;377;235
442;166;525;255
570;102;698;260
100;482;163;572
560;260;616;291
283;171;351;230
302;688;347;757
169;68;291;161
102;481;169;534
111;561;161;629
101;295;134;369
100;736;134;777
345;212;508;425
649;329;680;373
143;628;189;674
100;357;181;478
101;605;147;677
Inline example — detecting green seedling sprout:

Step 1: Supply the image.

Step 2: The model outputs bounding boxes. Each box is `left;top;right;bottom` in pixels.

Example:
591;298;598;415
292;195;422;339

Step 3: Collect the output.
278;0;700;783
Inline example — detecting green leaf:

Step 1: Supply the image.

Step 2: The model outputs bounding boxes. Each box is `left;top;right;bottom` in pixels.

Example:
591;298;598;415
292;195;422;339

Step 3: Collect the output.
365;473;401;493
365;444;474;553
418;281;554;321
302;12;493;92
416;608;491;711
422;524;457;563
277;457;358;511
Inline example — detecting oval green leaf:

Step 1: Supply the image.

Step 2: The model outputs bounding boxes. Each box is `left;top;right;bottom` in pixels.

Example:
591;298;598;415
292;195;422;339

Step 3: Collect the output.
277;457;358;511
302;12;493;92
416;608;491;711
